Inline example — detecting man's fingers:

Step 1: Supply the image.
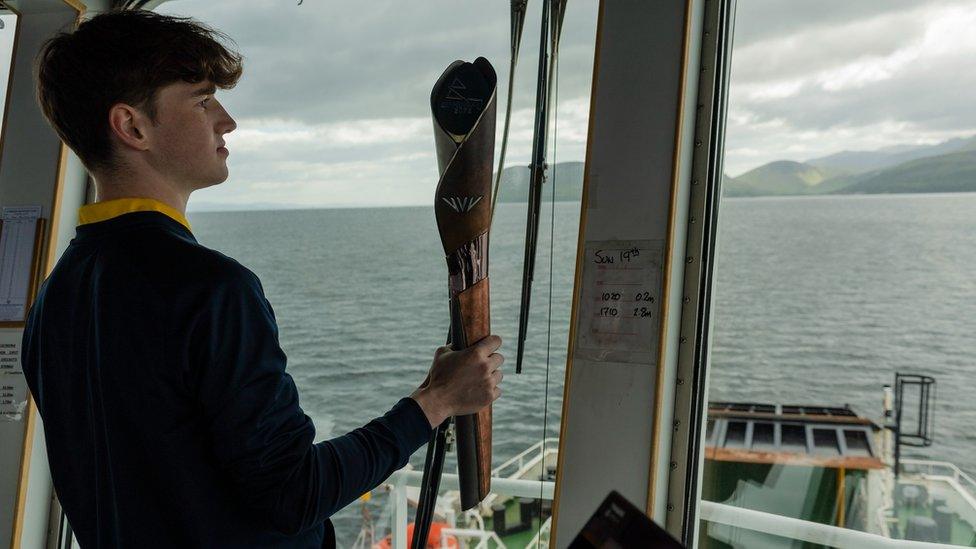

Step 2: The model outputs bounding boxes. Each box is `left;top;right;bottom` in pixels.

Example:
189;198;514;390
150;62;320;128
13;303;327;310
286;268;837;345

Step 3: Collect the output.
473;334;502;356
490;368;503;383
434;345;452;360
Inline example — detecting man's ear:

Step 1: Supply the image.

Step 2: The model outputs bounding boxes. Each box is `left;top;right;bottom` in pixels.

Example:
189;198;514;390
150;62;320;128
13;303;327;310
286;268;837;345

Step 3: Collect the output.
107;103;152;152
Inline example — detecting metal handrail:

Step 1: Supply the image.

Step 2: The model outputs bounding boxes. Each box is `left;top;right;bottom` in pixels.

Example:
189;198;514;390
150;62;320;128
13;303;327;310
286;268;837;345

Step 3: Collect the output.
491;437;559;479
524;517;552;549
439;527;505;548
701;500;959;548
900;458;976;499
385;468;555;549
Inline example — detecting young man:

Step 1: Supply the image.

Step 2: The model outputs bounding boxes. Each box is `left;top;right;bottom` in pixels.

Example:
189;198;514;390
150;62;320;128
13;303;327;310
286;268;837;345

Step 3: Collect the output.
23;10;503;548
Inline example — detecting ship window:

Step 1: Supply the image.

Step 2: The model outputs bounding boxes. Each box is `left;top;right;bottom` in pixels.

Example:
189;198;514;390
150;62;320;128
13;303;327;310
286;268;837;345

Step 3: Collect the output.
157;1;598;545
0;10;16;141
724;421;747;448
844;430;871;456
698;0;976;546
811;429;841;456
751;422;775;450
780;424;807;452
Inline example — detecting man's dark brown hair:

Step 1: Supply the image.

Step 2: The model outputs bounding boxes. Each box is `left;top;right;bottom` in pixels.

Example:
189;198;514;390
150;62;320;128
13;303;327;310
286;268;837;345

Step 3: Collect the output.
35;10;243;172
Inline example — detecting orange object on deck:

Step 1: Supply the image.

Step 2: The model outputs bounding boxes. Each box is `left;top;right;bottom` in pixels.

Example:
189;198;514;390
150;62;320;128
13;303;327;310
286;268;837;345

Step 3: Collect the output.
372;522;458;549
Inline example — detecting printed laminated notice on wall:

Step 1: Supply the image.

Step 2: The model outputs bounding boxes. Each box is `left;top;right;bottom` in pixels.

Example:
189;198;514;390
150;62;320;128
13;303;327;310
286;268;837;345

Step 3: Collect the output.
0;205;43;323
0;339;27;421
575;239;664;365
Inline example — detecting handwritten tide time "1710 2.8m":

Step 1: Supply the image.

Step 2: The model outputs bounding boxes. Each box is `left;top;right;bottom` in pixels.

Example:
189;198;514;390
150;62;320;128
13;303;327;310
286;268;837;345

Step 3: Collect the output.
598;289;655;319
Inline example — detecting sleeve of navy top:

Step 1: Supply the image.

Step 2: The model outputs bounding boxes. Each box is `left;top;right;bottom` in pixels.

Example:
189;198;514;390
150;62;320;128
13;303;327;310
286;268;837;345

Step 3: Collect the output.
191;267;433;536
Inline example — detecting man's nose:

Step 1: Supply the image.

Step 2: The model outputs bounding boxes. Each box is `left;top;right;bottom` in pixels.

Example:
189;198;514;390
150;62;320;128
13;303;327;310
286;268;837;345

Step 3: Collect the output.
214;100;237;134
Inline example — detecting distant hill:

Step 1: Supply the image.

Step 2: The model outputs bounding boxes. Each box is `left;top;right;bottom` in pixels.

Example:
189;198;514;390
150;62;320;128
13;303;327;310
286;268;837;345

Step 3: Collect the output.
723;160;848;197
495;161;585;203
834;150;976;195
805;135;976;173
723;134;976;197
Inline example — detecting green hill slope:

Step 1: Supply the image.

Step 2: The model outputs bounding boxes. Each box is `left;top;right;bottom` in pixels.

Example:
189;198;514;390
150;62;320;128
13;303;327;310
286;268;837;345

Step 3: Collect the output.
724;161;845;197
807;135;976;173
834;150;976;194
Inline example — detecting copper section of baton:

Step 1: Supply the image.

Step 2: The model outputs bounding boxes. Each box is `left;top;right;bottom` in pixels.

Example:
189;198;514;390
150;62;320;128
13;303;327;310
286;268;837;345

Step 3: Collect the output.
455;277;492;508
457;277;490;345
475;405;492;499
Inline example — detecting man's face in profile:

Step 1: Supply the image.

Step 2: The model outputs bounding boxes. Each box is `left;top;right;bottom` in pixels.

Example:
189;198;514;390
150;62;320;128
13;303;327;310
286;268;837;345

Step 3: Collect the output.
147;80;237;192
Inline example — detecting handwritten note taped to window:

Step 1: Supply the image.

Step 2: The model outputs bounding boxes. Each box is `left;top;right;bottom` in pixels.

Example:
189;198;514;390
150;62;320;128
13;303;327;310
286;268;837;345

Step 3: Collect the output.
576;240;663;364
0;340;26;421
0;205;42;323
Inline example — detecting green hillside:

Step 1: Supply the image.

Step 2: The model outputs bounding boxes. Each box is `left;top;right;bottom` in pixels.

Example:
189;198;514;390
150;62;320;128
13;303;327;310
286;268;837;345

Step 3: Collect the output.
807;135;976;173
834;150;976;194
723;136;976;197
723;161;847;197
493;145;976;201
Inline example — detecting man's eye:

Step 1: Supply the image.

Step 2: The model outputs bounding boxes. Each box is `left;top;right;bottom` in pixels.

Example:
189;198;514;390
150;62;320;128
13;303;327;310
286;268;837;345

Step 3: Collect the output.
199;98;211;107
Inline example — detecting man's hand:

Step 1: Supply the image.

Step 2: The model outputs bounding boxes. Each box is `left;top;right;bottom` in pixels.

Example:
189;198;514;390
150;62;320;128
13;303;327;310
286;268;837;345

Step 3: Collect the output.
410;335;504;428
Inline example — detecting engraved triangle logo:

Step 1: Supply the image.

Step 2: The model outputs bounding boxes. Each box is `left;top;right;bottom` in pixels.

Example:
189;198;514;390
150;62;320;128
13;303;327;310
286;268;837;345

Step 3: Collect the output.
446;78;468;102
441;195;484;213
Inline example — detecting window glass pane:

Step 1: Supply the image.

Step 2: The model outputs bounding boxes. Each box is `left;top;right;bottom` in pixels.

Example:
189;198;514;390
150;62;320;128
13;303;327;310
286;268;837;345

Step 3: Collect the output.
701;1;976;547
0;12;17;128
157;2;596;546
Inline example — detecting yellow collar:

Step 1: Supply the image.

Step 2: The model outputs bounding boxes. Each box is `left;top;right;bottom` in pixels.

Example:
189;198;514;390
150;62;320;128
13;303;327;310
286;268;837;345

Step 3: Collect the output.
78;198;192;232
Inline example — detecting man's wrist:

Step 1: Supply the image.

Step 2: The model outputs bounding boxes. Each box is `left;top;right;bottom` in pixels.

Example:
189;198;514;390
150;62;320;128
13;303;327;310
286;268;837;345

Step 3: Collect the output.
410;387;451;429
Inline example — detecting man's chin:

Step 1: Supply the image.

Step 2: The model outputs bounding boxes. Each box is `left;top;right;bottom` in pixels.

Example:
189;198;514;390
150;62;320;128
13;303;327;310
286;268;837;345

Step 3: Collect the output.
189;179;225;194
197;168;230;189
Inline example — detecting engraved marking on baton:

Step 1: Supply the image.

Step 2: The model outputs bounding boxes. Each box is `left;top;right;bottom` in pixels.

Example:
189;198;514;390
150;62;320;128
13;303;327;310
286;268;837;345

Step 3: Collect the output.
442;195;484;213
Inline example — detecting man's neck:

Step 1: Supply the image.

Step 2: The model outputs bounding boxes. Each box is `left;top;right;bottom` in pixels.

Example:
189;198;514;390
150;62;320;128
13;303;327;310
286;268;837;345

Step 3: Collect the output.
93;171;190;216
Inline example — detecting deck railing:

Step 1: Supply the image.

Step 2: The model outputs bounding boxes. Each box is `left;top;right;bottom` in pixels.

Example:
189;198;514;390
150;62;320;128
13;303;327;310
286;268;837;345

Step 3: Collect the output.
524;516;551;549
385;468;555;549
701;500;960;548
381;459;976;548
900;458;976;504
491;437;559;480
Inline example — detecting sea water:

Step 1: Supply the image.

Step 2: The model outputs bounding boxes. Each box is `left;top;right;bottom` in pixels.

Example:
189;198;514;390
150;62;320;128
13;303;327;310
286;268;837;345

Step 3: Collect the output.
188;192;976;545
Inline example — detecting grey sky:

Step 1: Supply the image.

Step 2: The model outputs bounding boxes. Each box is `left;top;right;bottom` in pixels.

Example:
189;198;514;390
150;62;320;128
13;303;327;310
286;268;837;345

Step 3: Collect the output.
154;0;976;208
158;0;598;209
727;0;976;175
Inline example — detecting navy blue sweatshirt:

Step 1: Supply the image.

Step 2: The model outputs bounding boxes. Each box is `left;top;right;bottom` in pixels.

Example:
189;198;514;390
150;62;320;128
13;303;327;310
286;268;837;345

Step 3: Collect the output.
21;199;433;548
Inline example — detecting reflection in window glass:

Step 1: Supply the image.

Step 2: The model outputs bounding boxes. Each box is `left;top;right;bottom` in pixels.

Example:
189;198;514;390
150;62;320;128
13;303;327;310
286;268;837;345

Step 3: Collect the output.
702;1;976;547
158;1;596;545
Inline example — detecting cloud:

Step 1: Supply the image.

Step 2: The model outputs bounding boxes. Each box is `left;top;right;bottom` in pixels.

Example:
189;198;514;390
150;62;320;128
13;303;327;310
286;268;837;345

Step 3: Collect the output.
724;0;976;175
158;0;976;201
162;0;598;125
228;117;430;151
159;0;598;208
